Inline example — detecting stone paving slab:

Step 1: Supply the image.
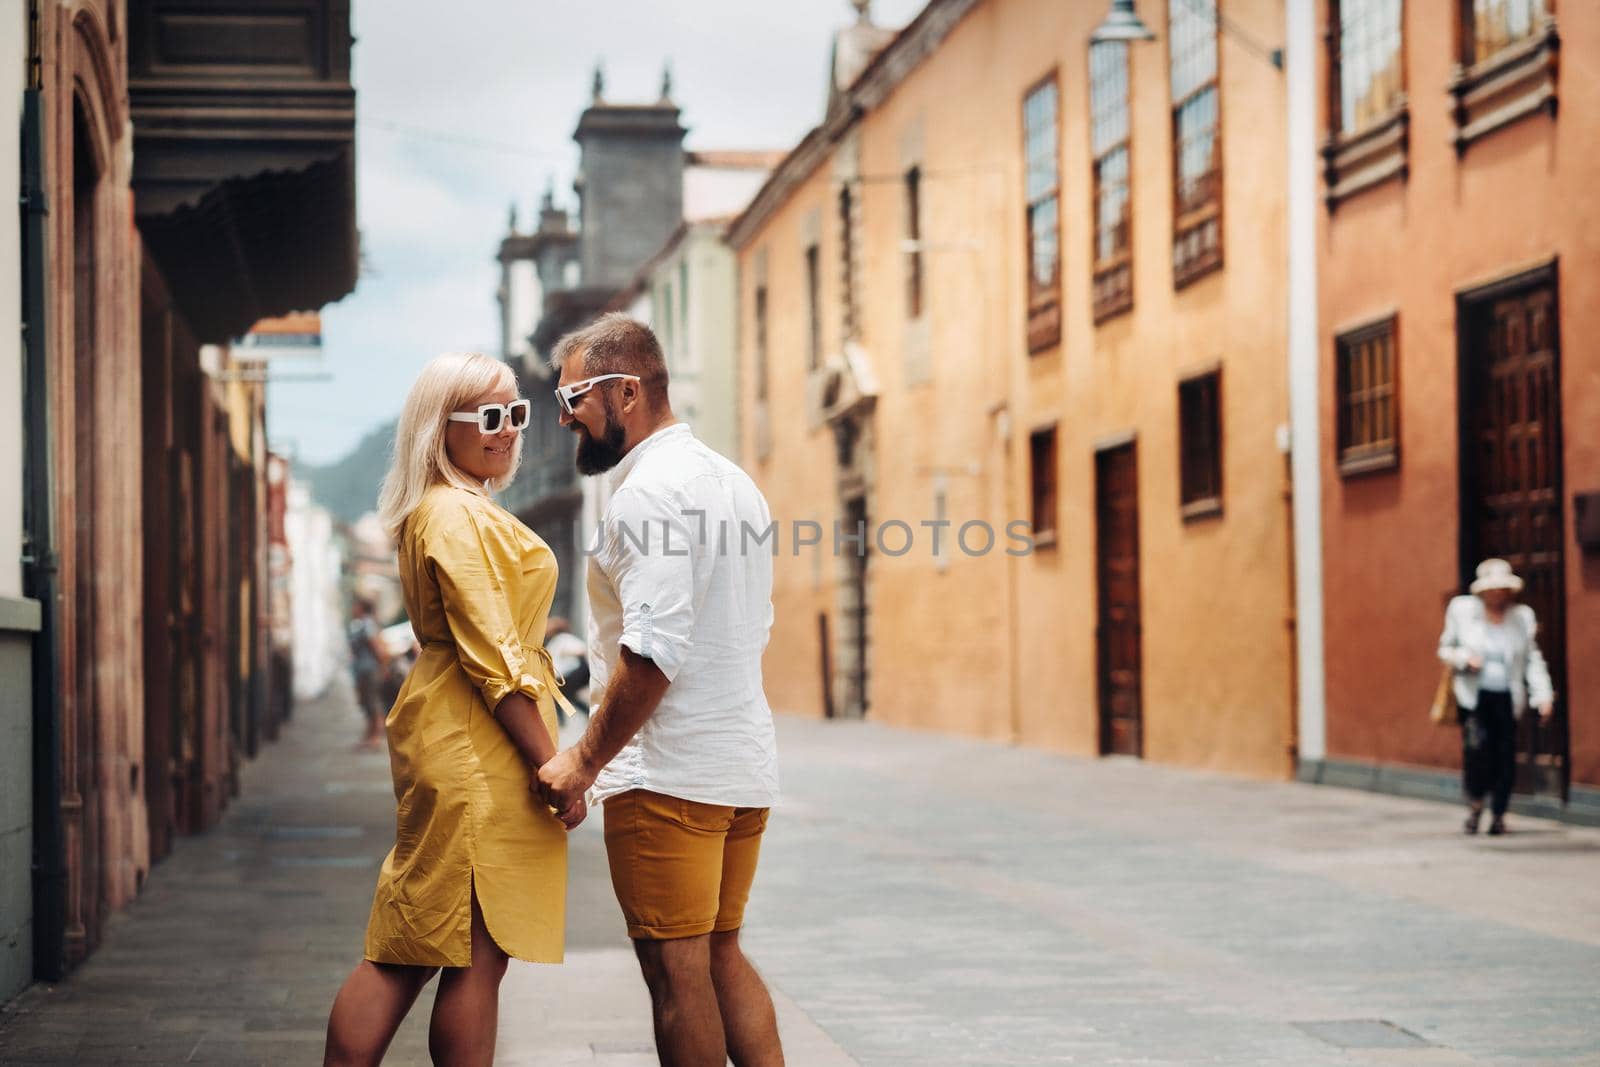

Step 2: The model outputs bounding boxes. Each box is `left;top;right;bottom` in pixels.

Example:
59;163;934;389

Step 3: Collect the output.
743;719;1600;1066
2;685;1598;1065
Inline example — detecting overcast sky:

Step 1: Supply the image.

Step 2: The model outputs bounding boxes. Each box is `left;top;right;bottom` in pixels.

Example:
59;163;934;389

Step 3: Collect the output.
266;0;926;465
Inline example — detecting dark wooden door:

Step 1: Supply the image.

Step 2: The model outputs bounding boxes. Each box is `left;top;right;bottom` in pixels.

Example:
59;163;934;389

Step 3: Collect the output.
1459;267;1567;800
1096;442;1143;757
843;496;870;718
64;101;103;966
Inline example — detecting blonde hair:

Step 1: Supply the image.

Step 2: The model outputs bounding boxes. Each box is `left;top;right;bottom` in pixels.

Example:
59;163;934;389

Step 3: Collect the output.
377;352;522;537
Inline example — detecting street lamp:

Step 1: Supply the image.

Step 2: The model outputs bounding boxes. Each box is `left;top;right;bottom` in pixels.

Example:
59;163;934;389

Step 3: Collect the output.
1091;0;1283;70
1089;0;1156;44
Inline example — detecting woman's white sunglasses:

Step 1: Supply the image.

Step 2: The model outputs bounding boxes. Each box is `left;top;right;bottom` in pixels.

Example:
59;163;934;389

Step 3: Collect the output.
448;399;531;434
555;373;639;415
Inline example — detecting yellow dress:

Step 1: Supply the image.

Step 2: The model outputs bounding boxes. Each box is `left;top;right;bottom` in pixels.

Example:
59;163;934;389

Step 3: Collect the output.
364;484;567;966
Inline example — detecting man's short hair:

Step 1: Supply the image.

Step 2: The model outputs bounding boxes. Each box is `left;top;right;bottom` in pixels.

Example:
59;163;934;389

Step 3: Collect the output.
551;313;670;408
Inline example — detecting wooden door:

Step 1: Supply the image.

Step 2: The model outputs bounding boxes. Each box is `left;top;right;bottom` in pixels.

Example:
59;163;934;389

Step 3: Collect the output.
140;275;176;862
1096;442;1143;757
842;496;870;719
63;101;103;966
1459;266;1568;800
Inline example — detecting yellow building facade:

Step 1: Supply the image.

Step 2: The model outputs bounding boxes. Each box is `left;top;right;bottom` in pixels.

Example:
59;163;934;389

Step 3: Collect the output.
730;0;1294;777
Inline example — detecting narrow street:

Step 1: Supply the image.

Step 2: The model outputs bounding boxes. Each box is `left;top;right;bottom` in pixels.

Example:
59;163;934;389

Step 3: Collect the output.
2;682;1598;1066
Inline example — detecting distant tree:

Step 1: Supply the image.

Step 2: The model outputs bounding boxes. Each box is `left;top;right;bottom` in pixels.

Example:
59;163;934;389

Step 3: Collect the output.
294;420;397;524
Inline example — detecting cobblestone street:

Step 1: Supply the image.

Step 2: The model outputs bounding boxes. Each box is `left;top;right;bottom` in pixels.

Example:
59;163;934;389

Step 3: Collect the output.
3;682;1599;1065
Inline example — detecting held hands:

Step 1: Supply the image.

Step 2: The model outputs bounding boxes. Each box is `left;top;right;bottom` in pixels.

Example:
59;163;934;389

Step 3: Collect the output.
551;794;587;831
536;747;598;829
1465;655;1484;672
533;775;587;831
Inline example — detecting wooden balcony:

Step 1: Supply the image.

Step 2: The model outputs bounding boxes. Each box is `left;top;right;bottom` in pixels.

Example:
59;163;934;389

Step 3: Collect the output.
129;0;357;342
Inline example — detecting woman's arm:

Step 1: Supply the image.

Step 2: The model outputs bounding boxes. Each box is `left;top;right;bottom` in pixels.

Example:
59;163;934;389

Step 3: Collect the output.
493;692;558;767
426;504;568;779
1521;607;1555;713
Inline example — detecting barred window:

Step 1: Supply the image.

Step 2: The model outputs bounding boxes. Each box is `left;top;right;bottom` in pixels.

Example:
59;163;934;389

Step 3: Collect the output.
1333;0;1404;134
1463;0;1548;64
754;284;769;402
1178;369;1223;515
1336;316;1400;475
1168;0;1222;287
904;166;924;319
1090;41;1132;321
838;184;858;341
1030;425;1059;539
1023;74;1061;351
805;243;821;372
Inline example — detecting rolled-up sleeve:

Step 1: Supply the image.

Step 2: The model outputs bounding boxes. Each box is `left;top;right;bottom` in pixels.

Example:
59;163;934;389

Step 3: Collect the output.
599;485;699;683
425;506;544;710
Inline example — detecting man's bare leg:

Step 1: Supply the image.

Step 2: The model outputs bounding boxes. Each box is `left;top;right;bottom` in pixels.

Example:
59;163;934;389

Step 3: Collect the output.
633;934;728;1066
427;889;510;1067
324;960;437;1066
710;929;784;1067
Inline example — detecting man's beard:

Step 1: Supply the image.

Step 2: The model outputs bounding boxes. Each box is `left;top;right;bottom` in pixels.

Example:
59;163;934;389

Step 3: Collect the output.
574;404;627;475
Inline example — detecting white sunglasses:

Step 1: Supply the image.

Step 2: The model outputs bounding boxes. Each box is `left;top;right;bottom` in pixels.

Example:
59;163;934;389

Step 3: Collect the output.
448;399;531;434
555;373;640;415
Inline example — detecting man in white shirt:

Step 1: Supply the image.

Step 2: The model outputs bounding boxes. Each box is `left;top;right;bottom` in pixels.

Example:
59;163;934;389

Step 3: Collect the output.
537;314;783;1067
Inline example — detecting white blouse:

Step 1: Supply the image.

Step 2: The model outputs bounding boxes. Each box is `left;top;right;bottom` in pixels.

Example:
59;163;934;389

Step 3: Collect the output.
1477;618;1515;692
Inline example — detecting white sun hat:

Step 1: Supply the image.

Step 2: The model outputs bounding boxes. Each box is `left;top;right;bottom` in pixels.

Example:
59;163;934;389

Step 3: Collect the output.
1470;558;1525;595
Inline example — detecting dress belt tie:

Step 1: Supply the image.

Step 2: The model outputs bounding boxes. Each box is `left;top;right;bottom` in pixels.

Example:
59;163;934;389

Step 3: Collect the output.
421;636;575;719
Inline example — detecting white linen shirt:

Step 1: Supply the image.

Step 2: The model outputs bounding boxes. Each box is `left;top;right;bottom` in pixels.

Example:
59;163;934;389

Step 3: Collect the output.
586;423;780;808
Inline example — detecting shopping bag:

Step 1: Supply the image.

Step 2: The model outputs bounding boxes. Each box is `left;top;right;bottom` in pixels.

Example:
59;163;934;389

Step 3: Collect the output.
1428;665;1457;727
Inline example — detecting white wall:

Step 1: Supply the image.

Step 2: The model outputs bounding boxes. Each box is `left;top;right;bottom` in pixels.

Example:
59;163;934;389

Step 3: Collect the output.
682;164;770;223
1;0;27;599
286;482;345;700
1287;0;1326;762
686;227;740;463
507;259;539;361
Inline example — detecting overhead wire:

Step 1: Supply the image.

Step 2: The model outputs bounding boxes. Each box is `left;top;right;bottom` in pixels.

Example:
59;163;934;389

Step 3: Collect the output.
363;117;573;160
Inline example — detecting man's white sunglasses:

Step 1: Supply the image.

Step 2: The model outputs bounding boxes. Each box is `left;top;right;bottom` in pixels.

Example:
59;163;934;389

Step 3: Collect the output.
447;399;531;434
555;373;640;415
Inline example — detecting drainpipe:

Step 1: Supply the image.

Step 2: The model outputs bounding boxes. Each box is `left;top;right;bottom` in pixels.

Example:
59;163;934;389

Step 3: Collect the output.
20;72;67;979
1286;0;1326;773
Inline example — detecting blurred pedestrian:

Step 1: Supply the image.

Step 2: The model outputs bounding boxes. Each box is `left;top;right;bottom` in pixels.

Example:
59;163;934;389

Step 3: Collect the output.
1437;558;1555;836
324;352;580;1067
346;597;389;749
544;615;589;722
376;622;419;713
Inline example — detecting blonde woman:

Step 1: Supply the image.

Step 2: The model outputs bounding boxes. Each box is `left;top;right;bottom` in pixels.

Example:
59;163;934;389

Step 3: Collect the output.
324;353;581;1067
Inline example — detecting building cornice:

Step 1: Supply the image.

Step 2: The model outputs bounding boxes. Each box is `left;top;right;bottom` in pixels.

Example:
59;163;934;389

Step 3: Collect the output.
726;0;983;250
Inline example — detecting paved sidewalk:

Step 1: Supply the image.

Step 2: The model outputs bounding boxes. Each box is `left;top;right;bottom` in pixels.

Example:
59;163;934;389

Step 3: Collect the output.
3;682;1599;1065
0;683;847;1066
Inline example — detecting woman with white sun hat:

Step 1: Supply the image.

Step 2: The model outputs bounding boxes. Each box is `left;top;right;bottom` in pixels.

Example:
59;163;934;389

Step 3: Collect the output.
1437;558;1555;836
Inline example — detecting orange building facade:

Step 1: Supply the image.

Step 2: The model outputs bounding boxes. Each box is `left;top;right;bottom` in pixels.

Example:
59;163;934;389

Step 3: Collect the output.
729;0;1297;778
1313;0;1600;816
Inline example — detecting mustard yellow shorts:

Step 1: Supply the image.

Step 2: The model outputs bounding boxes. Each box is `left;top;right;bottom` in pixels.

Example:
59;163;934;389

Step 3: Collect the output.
602;789;770;941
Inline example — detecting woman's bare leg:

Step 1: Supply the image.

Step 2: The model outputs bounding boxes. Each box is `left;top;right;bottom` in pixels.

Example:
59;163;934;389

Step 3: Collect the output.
428;888;510;1066
324;959;438;1066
